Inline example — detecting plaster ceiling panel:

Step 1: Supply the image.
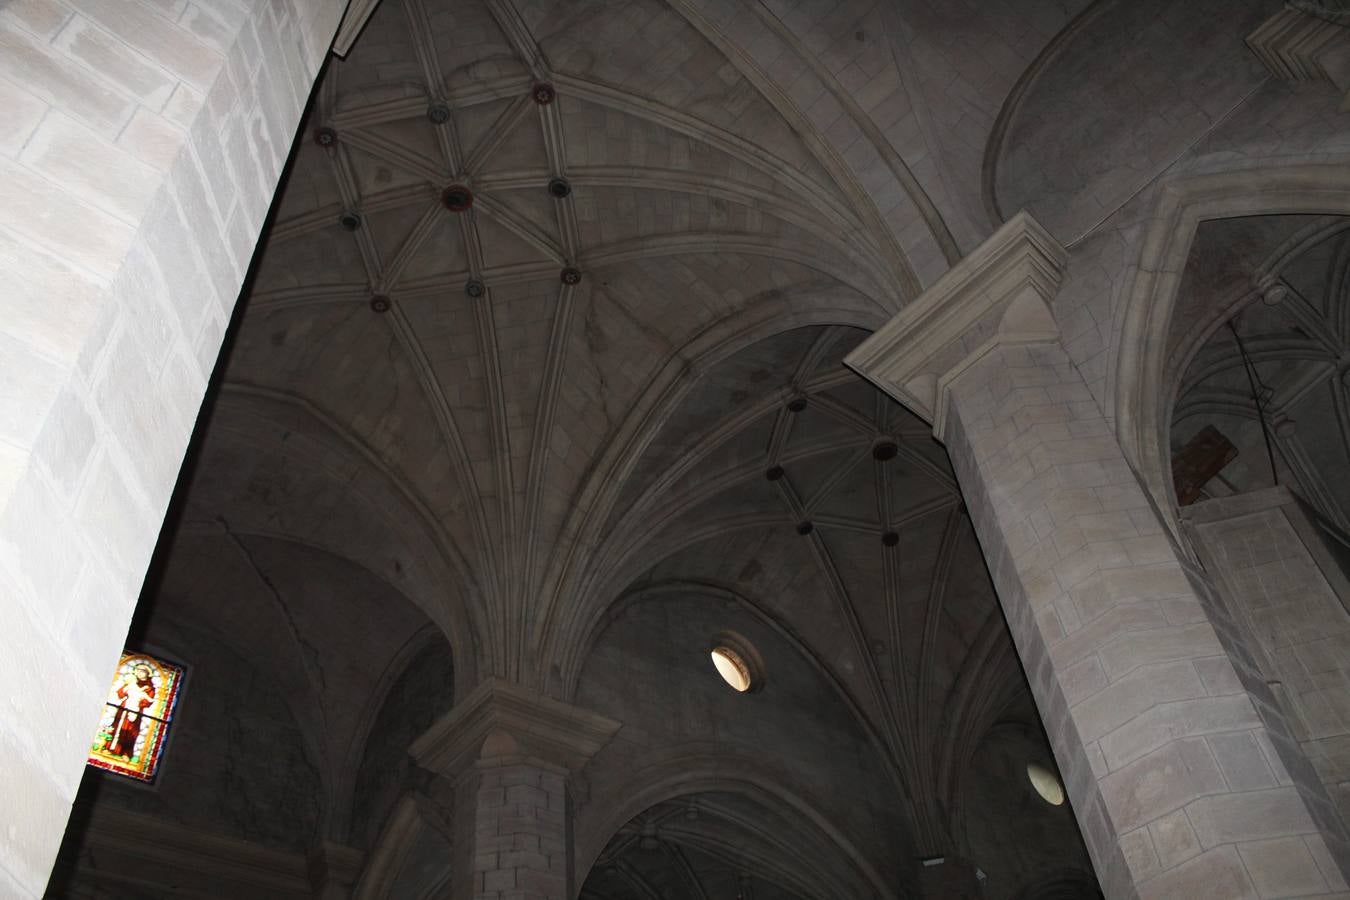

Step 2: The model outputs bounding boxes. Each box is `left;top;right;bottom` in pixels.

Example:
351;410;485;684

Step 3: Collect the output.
252;229;371;291
488;279;561;496
809;453;883;527
815;527;890;648
535;0;835;189
395;289;494;500
341;142;433;201
421;0;524;92
394;213;469;283
557;96;777;194
473;208;557;268
454;96;520;163
176;408;470;627
644;480;780;556
481;109;551;174
620;412;778;518
886;450;956;516
329;0;423;107
782;402;871;455
520;280;675;581
779;445;867;517
992;0;1272;242
223;303;477;544
363;201;441;275
153;532;431;779
272;141;344;219
573;185;792;249
483;187;563;250
818;379;889;426
352;118;447;179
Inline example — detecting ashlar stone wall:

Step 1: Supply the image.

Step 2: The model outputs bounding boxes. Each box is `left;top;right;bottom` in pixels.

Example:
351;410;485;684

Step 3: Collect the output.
1186;487;1350;836
0;0;346;894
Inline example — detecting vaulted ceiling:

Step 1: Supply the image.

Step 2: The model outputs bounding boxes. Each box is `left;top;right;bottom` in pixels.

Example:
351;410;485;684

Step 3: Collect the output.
102;0;1102;894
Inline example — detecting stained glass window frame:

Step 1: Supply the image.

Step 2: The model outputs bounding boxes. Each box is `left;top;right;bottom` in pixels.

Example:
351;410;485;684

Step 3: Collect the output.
87;650;186;784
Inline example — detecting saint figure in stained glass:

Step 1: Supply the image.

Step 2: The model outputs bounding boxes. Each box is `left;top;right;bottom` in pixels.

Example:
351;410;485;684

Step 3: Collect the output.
87;651;184;783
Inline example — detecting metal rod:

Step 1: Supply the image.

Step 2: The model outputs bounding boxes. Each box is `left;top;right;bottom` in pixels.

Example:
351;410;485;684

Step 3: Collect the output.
1229;321;1280;486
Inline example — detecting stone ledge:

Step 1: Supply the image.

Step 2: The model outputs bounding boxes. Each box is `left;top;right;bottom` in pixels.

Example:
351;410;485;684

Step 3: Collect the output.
410;678;621;777
844;210;1067;429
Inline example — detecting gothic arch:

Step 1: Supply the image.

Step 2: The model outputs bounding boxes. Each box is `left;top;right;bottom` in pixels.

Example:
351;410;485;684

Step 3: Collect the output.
1112;163;1350;529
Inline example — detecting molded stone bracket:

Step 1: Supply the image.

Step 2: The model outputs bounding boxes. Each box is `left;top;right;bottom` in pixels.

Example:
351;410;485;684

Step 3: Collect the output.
1248;5;1350;110
843;211;1067;440
409;678;621;777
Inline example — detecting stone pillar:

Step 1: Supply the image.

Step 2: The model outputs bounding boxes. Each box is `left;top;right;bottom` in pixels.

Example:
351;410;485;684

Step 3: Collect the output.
410;679;620;900
308;841;365;900
0;0;346;895
847;213;1350;899
1184;486;1350;834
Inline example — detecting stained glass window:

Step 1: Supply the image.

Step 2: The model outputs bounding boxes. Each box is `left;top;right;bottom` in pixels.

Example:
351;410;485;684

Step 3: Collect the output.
87;651;184;783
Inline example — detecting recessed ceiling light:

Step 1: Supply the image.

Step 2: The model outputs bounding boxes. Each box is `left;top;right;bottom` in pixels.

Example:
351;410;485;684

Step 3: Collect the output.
711;647;752;692
1027;762;1065;806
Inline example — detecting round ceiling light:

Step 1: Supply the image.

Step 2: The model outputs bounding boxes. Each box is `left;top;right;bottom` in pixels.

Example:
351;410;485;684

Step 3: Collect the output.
1027;762;1065;806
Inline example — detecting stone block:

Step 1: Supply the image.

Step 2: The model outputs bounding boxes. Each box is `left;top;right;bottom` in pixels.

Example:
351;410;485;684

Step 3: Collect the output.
1148;807;1202;869
118;106;185;171
1244;837;1330;897
20;109;161;225
2;0;75;39
1209;731;1278;792
61;0;224;88
1138;846;1257;900
0;77;47;159
49;13;178;110
0;155;135;281
1099;737;1225;833
0;725;77;898
1187;787;1316;848
1097;622;1224;681
1100;694;1261;770
1072;659;1205;743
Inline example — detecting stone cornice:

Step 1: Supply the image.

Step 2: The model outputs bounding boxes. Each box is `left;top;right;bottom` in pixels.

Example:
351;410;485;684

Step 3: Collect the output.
71;807;314;895
410;678;622;776
332;0;380;58
844;211;1067;434
1247;6;1350;109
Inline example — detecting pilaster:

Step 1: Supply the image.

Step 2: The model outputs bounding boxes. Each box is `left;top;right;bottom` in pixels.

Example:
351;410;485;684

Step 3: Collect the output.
847;213;1350;899
409;679;621;900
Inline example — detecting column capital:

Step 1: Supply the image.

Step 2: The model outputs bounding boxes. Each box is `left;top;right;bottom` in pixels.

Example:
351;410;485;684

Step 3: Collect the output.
1247;5;1350;109
409;678;621;778
845;211;1067;439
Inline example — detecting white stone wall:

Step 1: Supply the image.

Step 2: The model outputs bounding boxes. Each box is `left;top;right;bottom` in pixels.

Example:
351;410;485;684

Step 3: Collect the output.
942;340;1350;898
0;0;345;894
1187;488;1350;837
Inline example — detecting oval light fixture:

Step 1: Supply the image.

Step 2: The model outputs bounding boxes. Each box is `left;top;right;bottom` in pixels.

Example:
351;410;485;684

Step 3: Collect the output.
1027;762;1065;806
708;632;764;694
710;647;752;693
